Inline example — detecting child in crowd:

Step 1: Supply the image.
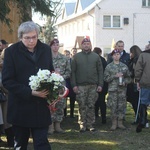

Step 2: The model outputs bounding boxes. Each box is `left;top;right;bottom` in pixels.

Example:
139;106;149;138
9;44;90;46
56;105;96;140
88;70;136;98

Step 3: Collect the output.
104;49;131;130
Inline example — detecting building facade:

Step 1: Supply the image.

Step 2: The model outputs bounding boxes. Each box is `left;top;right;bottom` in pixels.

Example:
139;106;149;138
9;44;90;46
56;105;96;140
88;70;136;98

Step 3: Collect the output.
56;0;150;56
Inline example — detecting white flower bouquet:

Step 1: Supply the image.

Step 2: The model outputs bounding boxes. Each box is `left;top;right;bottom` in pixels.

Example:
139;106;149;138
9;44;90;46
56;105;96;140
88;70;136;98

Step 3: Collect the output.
29;69;69;111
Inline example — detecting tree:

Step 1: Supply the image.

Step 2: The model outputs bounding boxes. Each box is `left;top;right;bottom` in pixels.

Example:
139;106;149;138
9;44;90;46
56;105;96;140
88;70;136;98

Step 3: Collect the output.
0;0;55;28
0;0;11;28
42;0;63;44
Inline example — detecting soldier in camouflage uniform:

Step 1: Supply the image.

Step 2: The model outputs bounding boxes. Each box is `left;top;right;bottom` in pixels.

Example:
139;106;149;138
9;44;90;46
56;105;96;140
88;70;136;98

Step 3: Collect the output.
48;39;71;134
71;38;103;132
104;49;131;130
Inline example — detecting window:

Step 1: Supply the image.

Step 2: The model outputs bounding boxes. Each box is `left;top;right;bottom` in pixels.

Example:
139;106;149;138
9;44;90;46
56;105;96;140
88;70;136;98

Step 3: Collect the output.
142;0;150;7
103;15;121;28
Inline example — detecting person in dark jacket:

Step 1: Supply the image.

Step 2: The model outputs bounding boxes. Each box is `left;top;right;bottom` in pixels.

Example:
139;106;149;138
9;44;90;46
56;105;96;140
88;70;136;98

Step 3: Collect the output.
107;40;130;66
2;21;54;150
64;50;76;118
127;45;142;124
93;47;108;124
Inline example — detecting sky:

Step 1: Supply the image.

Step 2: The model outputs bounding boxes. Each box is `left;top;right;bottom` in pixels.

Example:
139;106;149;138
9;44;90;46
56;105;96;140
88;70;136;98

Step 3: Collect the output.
32;0;77;26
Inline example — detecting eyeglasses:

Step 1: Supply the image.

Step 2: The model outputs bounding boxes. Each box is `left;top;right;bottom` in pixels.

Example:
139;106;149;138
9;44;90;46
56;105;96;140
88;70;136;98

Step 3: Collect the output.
23;35;37;41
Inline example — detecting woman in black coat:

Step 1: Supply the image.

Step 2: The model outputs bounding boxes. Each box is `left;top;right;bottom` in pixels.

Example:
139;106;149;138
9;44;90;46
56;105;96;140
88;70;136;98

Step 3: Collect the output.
127;45;141;124
2;21;54;150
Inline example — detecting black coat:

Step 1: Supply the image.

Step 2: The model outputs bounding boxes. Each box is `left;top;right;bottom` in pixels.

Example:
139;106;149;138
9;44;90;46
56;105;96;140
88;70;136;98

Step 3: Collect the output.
107;50;130;66
100;56;108;95
2;40;54;127
127;57;139;102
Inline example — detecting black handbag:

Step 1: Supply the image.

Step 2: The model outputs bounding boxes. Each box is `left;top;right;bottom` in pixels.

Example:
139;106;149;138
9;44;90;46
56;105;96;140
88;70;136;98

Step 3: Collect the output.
0;88;7;103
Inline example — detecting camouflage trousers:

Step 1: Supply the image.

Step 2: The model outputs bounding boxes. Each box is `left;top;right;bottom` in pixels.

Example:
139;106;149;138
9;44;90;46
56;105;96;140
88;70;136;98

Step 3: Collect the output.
107;90;126;120
76;85;98;129
51;98;65;122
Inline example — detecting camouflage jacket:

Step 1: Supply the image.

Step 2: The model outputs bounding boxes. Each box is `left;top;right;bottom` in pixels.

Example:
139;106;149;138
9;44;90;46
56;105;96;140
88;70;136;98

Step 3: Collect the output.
104;62;131;91
52;52;71;79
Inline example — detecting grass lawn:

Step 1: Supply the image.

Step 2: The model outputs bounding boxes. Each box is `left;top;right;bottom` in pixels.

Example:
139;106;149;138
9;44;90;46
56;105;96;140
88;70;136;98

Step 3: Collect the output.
1;101;150;150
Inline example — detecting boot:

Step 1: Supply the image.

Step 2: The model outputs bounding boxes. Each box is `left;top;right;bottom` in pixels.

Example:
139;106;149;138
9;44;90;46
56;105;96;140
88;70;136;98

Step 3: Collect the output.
5;127;14;147
54;122;65;133
136;104;147;133
118;119;126;129
48;123;54;134
110;118;117;131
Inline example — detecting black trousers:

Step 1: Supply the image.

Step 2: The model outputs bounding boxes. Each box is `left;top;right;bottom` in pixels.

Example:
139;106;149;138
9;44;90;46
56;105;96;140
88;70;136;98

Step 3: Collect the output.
127;83;139;122
95;93;106;120
13;125;51;150
64;94;76;117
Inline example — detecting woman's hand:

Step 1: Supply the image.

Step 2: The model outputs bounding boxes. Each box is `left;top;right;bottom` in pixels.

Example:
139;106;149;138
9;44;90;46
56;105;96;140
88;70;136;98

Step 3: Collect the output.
137;82;140;91
97;86;102;92
73;86;79;94
32;89;49;98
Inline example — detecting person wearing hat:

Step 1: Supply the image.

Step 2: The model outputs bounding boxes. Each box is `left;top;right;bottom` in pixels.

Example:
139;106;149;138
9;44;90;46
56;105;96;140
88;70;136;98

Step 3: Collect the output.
104;49;131;131
48;39;71;134
71;38;103;132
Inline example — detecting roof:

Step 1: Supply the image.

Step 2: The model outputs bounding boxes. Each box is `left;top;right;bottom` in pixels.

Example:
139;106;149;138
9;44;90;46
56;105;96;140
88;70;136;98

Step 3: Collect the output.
80;0;96;10
65;2;76;16
56;0;103;25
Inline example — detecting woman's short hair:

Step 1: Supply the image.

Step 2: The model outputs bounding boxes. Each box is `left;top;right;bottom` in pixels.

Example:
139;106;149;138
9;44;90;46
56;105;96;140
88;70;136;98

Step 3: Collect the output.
93;47;102;55
18;21;39;39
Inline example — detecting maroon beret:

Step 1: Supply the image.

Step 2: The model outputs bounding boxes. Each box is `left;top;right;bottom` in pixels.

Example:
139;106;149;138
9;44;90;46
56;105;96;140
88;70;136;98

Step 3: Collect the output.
81;38;91;44
111;49;120;56
50;39;59;46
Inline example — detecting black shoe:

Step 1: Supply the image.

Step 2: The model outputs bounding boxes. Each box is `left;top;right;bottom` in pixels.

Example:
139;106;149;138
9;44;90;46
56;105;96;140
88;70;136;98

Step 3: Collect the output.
136;124;145;133
86;127;96;132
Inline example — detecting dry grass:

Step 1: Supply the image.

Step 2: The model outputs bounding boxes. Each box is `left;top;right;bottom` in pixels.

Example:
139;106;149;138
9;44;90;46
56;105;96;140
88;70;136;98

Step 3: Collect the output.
1;102;150;150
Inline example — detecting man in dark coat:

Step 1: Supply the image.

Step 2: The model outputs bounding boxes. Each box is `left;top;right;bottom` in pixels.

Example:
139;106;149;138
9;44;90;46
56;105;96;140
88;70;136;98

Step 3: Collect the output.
107;40;130;66
2;21;54;150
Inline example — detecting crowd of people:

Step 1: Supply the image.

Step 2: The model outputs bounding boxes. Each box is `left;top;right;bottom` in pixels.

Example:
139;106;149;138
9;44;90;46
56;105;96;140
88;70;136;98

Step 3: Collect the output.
0;21;150;149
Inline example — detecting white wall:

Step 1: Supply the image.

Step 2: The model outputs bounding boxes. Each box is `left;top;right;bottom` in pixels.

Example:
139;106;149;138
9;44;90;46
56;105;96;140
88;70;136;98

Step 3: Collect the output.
95;0;150;53
57;0;150;53
57;10;95;50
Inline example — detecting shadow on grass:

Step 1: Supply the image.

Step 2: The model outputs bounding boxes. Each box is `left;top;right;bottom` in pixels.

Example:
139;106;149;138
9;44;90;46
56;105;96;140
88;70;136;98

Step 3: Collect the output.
1;103;150;150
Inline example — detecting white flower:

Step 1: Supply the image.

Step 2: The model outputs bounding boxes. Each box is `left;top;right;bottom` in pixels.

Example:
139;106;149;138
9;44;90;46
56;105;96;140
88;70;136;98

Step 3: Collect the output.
29;75;40;90
37;69;51;81
29;69;64;93
29;69;68;106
